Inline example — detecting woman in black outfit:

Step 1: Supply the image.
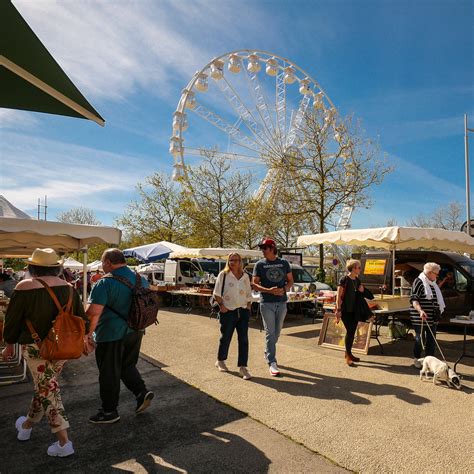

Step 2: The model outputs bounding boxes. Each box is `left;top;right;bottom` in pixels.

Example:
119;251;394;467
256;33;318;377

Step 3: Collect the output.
335;259;366;366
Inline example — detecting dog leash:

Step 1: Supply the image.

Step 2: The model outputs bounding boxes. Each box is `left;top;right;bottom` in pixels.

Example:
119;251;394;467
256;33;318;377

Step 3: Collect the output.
420;316;448;363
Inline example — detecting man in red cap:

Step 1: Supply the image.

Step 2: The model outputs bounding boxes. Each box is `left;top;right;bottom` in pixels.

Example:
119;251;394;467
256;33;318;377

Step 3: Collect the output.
252;238;294;376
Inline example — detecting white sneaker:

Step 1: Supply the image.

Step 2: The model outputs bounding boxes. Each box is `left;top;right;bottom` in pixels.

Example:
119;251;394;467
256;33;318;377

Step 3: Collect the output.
239;367;252;380
215;360;228;372
269;362;280;376
47;440;75;457
413;358;422;369
15;416;32;441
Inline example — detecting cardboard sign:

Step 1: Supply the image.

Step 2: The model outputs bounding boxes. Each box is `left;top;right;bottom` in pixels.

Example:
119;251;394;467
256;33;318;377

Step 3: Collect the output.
364;259;387;275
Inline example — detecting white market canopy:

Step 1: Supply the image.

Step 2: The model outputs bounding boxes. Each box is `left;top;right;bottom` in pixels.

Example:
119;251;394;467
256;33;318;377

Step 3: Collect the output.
169;247;262;260
0;195;32;219
88;260;103;271
62;256;84;270
0;217;121;257
297;226;474;254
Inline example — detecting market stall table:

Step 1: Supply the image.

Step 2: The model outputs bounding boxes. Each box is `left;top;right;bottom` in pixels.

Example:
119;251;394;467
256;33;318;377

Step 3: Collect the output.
449;318;474;373
168;289;212;314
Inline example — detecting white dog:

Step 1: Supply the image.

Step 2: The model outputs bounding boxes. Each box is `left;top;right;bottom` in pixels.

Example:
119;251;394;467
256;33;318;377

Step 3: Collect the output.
418;356;462;389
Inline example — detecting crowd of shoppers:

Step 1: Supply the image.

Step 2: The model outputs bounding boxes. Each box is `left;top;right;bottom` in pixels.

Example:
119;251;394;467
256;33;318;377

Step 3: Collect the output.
1;241;448;458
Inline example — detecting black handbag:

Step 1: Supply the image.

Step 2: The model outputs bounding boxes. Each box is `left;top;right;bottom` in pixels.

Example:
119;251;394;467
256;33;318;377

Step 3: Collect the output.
354;286;374;322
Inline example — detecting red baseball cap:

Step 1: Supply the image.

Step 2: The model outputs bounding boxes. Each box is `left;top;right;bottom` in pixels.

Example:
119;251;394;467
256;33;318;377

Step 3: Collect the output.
258;238;276;248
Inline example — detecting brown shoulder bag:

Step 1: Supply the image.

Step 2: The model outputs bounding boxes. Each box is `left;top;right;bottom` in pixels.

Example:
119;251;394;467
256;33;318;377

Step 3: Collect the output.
26;279;86;361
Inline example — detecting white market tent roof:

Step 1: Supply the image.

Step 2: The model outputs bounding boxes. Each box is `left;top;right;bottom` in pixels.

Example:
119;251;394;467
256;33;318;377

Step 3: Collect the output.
62;256;84;270
297;226;474;254
0;195;31;219
0;217;121;257
88;260;103;271
169;247;262;260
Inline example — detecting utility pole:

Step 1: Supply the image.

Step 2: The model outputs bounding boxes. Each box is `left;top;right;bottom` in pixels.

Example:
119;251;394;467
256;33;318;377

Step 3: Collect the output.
37;195;48;221
465;114;474;236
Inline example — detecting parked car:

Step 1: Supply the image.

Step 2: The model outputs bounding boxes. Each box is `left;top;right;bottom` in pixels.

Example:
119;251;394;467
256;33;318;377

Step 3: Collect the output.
244;263;331;292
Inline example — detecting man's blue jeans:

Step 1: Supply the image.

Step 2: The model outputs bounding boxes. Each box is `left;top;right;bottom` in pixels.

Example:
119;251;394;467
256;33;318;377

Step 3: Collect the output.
260;302;287;364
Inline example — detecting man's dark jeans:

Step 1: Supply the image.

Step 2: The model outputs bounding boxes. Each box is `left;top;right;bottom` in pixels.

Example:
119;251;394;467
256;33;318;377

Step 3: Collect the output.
413;323;437;359
217;308;250;367
95;330;147;412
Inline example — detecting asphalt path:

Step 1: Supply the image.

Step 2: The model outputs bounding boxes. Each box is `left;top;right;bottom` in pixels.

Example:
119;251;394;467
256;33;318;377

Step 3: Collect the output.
0;351;343;473
140;309;474;473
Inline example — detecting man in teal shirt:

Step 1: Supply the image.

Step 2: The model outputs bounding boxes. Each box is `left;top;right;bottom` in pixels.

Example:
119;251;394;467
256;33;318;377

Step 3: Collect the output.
86;249;154;424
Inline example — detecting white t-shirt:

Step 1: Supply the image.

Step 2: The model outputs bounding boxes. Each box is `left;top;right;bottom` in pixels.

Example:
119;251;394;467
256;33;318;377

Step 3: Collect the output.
213;270;253;311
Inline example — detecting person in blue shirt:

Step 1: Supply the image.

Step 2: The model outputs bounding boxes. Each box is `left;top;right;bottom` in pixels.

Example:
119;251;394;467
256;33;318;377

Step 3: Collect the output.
252;238;294;376
85;249;154;424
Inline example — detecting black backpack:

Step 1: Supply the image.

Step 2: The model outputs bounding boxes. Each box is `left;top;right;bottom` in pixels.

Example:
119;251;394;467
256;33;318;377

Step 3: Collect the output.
104;272;160;330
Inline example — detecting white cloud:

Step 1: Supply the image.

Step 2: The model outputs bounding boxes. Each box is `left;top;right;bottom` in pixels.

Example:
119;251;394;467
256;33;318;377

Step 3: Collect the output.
0;109;39;130
1;131;159;214
12;0;273;104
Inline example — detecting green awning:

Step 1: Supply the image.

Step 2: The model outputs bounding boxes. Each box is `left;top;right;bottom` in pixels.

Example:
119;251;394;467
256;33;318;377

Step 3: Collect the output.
0;0;105;126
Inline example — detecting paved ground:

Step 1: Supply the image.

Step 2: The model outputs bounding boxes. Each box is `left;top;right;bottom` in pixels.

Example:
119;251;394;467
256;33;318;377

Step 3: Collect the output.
0;352;342;473
141;309;474;474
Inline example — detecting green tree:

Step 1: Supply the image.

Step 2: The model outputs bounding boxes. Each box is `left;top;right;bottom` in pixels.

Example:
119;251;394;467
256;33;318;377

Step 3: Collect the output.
118;173;186;245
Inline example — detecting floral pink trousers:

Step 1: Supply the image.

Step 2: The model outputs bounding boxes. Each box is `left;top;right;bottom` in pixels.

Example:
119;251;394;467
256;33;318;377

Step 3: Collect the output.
22;344;69;433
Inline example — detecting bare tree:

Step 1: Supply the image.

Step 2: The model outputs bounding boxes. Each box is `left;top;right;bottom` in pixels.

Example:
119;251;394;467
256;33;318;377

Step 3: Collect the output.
264;109;392;277
407;201;464;231
181;151;253;247
57;207;101;225
118;173;186;244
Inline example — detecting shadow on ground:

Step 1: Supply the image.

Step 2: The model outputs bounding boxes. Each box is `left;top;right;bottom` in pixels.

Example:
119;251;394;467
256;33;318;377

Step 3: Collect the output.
249;365;431;406
0;356;273;473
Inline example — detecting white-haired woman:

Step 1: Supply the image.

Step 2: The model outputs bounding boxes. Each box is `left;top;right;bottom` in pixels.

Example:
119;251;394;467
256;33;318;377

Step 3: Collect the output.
410;262;445;367
213;253;253;380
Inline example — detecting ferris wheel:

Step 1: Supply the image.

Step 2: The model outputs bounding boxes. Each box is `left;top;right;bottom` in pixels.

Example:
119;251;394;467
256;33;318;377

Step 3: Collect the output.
170;49;354;230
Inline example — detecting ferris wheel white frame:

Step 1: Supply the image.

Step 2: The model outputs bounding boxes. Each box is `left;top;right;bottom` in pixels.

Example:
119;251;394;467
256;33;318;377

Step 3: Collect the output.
170;49;353;230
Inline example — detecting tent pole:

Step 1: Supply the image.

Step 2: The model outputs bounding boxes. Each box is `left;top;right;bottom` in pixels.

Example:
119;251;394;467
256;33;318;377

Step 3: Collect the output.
82;246;88;307
392;246;396;296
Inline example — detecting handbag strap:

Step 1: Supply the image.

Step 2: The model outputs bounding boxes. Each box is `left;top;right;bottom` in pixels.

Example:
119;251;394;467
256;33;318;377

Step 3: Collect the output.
221;272;227;297
35;278;73;313
25;319;42;345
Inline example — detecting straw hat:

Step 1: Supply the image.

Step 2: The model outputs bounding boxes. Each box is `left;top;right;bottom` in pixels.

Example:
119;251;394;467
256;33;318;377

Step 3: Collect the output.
27;248;63;267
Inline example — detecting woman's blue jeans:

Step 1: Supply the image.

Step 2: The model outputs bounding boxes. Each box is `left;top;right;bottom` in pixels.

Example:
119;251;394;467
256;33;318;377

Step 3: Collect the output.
217;308;250;367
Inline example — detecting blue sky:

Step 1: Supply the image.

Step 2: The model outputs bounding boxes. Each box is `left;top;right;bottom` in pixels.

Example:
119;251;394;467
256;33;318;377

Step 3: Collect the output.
1;0;473;230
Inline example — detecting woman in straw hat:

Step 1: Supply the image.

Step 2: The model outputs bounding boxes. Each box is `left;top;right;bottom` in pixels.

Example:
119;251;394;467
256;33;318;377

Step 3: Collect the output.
2;248;88;458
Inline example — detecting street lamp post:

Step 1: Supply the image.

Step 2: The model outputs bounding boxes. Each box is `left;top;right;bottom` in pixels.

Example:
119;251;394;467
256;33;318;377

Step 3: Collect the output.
465;114;474;235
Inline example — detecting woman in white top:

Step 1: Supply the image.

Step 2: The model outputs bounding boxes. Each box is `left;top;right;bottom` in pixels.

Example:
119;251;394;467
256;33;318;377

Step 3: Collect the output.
213;253;253;380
